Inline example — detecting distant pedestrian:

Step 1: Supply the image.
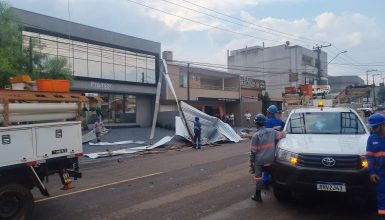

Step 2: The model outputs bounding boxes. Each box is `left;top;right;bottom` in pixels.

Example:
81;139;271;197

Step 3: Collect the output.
193;117;202;149
229;113;235;127
367;113;385;220
225;114;230;124
249;114;280;202
244;111;252;128
94;119;105;143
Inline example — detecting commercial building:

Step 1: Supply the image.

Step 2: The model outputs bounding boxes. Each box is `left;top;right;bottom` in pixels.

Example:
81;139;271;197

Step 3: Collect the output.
16;8;161;127
158;52;263;128
228;44;328;99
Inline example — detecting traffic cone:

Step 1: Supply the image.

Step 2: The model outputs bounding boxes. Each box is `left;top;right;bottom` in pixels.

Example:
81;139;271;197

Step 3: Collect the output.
61;181;74;190
61;172;74;190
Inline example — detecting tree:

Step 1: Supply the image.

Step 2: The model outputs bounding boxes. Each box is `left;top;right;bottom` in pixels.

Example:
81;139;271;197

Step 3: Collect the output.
0;0;23;87
40;57;73;81
259;91;271;115
0;1;72;88
378;87;385;104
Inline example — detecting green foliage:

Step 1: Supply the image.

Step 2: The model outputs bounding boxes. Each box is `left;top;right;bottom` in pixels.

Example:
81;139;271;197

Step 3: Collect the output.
0;1;73;88
378;87;385;104
0;0;23;87
259;92;271;115
40;57;73;81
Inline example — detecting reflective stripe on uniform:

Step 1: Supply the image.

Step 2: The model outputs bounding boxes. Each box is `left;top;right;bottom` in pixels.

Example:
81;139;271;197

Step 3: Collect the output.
367;151;385;157
378;210;385;215
255;176;262;180
250;142;274;151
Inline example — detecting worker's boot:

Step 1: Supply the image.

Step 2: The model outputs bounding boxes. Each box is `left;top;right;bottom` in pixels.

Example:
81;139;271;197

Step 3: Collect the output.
251;190;262;202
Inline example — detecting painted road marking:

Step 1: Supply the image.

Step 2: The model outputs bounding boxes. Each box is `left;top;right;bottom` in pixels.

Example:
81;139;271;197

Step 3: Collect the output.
35;172;164;203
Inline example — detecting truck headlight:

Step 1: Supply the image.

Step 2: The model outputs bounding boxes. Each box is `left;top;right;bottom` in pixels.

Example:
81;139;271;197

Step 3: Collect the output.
360;156;368;169
277;149;299;165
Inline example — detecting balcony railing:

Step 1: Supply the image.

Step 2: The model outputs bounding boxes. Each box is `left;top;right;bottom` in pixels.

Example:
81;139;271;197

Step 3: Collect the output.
190;84;239;91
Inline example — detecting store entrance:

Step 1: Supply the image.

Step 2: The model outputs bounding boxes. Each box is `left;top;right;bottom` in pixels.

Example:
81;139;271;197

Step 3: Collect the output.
99;94;136;123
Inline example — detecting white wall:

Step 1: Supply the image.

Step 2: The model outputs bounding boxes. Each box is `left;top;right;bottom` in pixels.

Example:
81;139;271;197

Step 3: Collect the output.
228;44;327;99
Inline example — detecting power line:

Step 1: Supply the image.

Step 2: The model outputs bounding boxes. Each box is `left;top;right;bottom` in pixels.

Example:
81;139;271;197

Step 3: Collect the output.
176;0;329;45
126;0;281;43
158;0;314;47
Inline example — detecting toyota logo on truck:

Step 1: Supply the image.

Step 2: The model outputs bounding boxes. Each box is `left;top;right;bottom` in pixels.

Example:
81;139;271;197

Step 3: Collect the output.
321;157;336;167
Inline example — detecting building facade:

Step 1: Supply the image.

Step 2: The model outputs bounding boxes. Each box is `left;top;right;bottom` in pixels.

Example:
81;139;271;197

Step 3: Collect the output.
228;44;327;99
16;8;161;127
158;52;263;127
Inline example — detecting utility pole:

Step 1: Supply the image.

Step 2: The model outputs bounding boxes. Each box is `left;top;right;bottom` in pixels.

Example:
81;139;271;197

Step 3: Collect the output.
313;44;331;81
366;69;377;85
187;63;190;101
373;73;382;106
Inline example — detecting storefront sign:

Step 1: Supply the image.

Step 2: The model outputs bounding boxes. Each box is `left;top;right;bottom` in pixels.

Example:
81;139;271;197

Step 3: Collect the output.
240;76;265;90
90;81;112;90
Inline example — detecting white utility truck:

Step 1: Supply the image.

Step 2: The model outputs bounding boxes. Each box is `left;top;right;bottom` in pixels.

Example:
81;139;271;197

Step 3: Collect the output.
0;90;84;220
273;102;373;201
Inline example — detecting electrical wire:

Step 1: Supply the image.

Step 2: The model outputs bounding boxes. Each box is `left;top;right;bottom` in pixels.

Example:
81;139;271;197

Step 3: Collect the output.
176;0;330;45
126;0;281;43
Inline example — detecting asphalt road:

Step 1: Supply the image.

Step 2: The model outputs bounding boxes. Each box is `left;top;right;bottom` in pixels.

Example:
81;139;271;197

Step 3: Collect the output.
31;142;378;220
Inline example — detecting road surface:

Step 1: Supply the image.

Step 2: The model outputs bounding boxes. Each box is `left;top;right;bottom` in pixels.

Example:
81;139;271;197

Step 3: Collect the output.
32;141;377;220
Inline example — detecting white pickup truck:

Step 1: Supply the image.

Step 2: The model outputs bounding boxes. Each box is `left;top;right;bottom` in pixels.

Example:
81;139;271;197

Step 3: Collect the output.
273;106;373;201
0;91;84;220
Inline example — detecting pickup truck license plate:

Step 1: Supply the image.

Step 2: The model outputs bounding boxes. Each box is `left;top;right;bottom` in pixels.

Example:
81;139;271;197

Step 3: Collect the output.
316;182;346;192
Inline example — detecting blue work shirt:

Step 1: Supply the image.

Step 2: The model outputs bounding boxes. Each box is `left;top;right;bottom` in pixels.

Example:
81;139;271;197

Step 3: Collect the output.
194;121;201;133
264;116;285;131
366;134;385;175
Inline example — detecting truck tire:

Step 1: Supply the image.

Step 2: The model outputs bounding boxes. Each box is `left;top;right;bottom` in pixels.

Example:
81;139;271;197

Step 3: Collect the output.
0;184;34;220
273;186;292;202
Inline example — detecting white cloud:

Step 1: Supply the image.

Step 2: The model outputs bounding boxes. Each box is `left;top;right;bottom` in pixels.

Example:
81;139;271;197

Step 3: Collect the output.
9;0;385;77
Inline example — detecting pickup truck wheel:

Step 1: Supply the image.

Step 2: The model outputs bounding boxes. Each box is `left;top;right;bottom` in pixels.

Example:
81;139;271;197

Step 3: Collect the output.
273;186;292;202
0;184;34;220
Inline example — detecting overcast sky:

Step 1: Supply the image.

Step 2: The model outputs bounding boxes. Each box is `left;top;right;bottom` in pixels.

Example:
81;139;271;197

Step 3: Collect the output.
8;0;385;81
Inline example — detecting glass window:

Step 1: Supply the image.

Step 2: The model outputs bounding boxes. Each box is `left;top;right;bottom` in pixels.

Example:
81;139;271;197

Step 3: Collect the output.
57;38;71;58
114;64;125;81
88;61;101;78
126;53;137;82
73;41;87;59
179;72;187;87
102;47;114;79
114;49;126;66
147;56;156;84
286;112;365;134
40;35;58;56
74;58;87;77
88;44;101;62
137;55;147;83
102;63;114;79
125;95;136;113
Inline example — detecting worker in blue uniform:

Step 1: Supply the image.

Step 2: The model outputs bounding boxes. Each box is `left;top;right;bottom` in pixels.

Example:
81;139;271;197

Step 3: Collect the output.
265;105;285;131
249;114;280;202
263;105;285;187
367;113;385;220
193;117;202;149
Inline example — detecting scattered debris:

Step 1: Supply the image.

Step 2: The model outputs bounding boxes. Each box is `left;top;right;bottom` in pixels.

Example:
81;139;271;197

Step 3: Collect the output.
88;140;145;146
